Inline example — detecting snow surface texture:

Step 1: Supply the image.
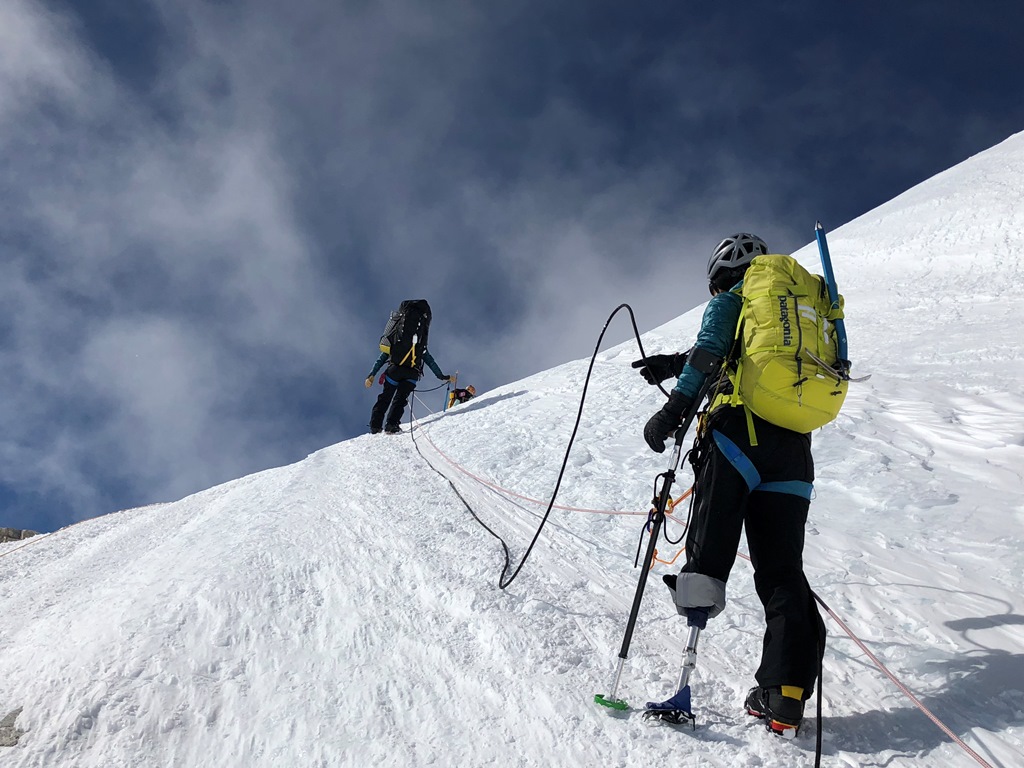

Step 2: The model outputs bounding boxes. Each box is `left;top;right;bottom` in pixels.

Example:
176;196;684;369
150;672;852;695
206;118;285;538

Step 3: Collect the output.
2;134;1024;767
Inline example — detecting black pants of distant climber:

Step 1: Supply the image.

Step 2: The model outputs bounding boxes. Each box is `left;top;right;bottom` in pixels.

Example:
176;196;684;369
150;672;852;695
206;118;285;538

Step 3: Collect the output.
682;406;826;694
370;378;417;432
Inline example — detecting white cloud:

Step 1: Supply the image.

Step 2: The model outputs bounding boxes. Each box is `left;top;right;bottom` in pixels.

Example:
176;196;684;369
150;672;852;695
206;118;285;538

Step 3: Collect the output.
1;0;359;526
0;0;103;120
4;0;1000;530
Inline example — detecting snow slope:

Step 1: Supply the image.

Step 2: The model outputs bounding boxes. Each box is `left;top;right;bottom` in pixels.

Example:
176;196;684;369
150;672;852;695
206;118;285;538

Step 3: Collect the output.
2;132;1024;767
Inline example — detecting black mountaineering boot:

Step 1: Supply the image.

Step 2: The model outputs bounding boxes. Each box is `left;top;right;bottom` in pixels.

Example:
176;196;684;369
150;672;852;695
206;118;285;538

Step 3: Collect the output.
745;686;804;738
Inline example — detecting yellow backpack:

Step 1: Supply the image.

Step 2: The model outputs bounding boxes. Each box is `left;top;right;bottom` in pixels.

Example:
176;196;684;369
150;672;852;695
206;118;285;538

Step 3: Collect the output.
716;254;848;439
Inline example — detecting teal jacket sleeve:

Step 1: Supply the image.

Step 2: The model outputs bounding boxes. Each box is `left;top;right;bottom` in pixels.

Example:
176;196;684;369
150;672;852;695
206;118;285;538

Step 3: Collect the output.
673;289;742;400
368;351;388;378
423;350;446;380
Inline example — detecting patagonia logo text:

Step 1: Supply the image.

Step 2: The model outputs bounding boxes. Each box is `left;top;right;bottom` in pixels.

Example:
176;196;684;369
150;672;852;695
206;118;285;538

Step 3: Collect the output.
779;297;793;346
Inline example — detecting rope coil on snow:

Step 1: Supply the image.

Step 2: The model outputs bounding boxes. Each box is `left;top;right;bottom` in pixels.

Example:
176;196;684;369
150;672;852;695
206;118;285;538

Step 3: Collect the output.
411;405;689;519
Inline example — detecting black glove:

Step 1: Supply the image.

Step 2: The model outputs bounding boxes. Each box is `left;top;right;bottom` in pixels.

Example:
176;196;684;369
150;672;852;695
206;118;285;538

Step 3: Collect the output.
631;352;688;385
644;391;693;453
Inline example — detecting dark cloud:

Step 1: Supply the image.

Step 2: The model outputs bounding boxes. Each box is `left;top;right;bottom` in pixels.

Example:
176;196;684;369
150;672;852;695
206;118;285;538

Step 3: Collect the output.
2;0;1022;531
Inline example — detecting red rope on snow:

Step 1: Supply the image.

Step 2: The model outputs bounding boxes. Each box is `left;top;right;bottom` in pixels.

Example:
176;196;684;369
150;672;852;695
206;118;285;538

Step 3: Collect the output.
410;394;692;518
0;532;55;560
735;552;995;768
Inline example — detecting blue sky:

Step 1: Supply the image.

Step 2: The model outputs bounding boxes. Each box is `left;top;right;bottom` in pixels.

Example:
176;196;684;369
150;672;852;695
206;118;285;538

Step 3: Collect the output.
3;0;1023;533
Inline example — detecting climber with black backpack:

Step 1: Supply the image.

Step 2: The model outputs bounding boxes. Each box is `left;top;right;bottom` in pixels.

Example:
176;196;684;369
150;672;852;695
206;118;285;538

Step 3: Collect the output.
635;232;848;738
365;299;453;434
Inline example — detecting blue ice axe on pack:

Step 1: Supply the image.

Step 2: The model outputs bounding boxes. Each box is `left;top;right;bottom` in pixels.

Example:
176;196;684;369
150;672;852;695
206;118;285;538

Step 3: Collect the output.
814;221;851;376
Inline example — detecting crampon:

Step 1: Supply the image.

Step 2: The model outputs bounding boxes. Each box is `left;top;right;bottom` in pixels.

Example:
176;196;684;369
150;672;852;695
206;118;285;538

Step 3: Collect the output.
642;707;695;727
642;689;696;728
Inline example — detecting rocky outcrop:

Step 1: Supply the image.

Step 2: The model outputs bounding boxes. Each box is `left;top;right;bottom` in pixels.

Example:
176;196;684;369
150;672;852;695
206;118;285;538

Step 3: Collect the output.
0;528;38;544
0;708;24;747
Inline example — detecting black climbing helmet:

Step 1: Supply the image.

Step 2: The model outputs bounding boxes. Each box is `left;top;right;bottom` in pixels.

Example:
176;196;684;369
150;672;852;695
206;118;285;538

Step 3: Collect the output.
707;233;768;293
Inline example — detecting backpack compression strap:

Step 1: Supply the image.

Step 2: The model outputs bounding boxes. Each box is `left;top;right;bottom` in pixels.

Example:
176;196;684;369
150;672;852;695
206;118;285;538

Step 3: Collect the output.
398;334;419;368
712;289;760;447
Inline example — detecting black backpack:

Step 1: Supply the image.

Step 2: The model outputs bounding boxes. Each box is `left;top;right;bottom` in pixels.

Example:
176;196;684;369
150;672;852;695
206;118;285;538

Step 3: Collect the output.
379;299;432;371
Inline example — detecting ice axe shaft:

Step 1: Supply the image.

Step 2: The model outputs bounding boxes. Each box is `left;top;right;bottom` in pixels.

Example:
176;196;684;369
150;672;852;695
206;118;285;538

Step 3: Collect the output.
594;446;679;710
595;365;719;711
814;221;849;367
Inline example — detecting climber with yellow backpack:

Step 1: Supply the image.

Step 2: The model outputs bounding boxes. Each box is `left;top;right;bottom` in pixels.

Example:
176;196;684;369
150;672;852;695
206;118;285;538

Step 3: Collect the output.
447;384;477;409
635;229;855;738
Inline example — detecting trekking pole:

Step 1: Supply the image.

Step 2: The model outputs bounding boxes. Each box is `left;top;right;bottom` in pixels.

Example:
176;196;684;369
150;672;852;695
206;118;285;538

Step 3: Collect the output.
594;434;685;712
443;371;457;412
595;364;718;712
